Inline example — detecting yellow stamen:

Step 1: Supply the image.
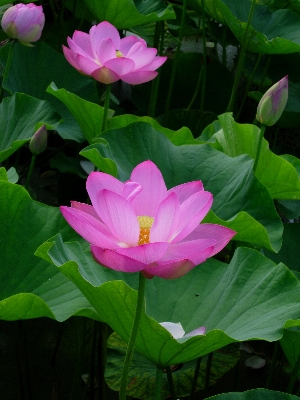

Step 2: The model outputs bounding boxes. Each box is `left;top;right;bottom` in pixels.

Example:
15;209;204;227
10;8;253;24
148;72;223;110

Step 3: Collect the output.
137;216;154;245
116;50;123;58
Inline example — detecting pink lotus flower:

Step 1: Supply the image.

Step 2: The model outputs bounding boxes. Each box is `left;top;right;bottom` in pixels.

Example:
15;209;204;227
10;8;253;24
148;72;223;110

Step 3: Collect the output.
63;21;167;85
60;161;236;279
1;3;45;45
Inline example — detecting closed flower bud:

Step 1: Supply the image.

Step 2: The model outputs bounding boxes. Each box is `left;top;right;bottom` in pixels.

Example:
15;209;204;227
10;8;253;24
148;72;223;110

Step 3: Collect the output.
256;76;288;126
29;125;47;155
1;3;45;45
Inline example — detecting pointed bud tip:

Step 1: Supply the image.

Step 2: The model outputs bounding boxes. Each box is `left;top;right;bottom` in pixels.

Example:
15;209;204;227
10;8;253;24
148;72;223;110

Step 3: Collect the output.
29;125;48;155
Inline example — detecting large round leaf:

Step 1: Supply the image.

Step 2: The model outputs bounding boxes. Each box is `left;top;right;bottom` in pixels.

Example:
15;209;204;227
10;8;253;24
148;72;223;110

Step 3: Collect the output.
80;121;283;252
189;0;300;54
210;113;300;200
37;234;300;366
208;389;300;399
0;181;99;321
0;93;60;163
0;41;98;142
83;0;175;29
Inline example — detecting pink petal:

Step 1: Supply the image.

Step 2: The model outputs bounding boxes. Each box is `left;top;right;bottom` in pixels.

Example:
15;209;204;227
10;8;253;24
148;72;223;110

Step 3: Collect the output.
126;41;146;58
150;193;180;242
70;201;100;220
168;181;204;204
138;56;167;71
104;57;135;76
91;246;147;272
183;224;236;256
60;206;117;248
94;38;117;65
63;45;80;70
91;66;120;84
116;242;169;264
119;36;142;56
122;181;142;202
90;21;120;50
161;239;216;264
87;172;124;207
184;326;206;337
129;48;157;70
120;71;158;85
95;189;139;246
68;31;94;58
171;191;213;243
144;259;195;279
130;161;168;216
75;54;100;75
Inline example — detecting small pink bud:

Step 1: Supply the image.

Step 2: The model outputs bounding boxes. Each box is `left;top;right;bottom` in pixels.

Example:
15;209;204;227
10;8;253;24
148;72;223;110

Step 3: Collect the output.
29;125;47;155
256;76;288;126
1;3;45;45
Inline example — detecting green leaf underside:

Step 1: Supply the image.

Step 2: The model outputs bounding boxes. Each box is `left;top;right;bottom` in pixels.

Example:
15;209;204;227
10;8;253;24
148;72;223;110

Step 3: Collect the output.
36;234;300;366
105;332;239;398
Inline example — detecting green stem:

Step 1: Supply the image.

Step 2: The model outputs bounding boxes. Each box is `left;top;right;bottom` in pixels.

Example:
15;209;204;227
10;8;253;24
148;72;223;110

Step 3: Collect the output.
199;0;206;113
164;0;188;113
189;357;202;398
119;273;146;400
98;322;109;400
265;341;281;389
153;367;164;400
253;124;266;173
203;352;213;398
25;154;36;191
166;366;176;400
258;55;272;92
148;21;164;117
226;0;257;113
0;40;14;102
101;83;111;133
287;351;300;393
236;53;262;121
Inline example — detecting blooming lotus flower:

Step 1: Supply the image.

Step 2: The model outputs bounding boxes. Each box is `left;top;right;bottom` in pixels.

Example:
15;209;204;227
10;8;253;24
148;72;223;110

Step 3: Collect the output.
160;322;206;342
256;76;288;126
1;3;45;45
60;161;236;279
63;21;167;85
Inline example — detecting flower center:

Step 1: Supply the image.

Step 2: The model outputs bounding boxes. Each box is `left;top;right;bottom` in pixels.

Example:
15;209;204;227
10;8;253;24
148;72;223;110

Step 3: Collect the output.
137;216;154;245
116;50;123;58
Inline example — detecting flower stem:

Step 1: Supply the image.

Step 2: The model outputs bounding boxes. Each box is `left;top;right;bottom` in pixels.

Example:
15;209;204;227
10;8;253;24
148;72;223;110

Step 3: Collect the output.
0;40;14;102
189;356;202;398
287;351;300;393
199;0;207;113
253;124;266;173
153;367;164;400
226;0;257;113
101;83;111;133
25;154;36;191
119;272;146;400
265;341;281;389
236;53;262;121
203;352;213;398
166;366;176;400
164;0;188;113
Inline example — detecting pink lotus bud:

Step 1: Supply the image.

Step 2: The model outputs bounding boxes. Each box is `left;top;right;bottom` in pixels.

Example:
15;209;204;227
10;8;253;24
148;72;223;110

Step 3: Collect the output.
29;125;47;155
1;3;45;45
256;76;288;126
